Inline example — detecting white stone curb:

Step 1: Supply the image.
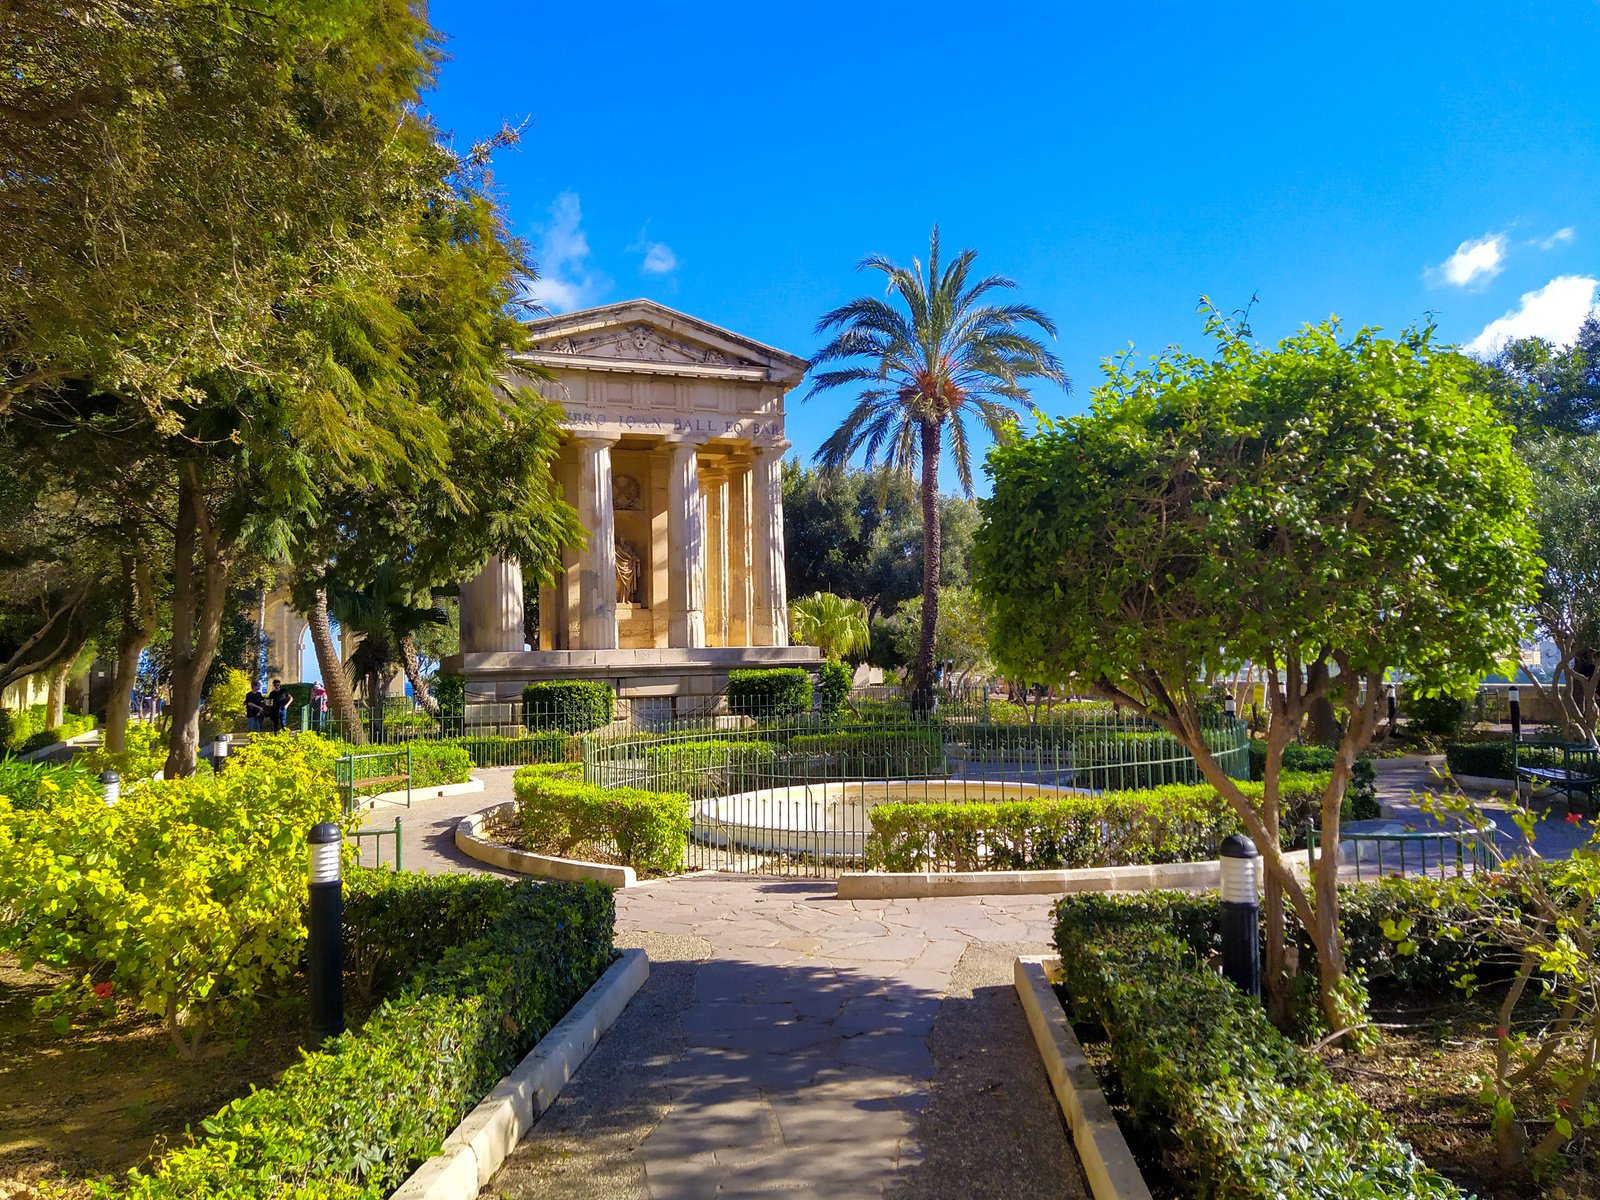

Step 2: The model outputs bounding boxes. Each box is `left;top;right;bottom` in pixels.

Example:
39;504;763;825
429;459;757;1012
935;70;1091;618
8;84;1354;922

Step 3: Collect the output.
391;947;649;1200
18;728;101;762
1015;956;1153;1200
839;856;1308;900
456;801;638;888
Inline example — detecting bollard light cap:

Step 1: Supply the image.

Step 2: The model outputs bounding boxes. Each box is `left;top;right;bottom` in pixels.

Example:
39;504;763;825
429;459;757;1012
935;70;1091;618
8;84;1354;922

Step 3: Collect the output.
100;769;120;784
1220;833;1259;859
309;821;341;844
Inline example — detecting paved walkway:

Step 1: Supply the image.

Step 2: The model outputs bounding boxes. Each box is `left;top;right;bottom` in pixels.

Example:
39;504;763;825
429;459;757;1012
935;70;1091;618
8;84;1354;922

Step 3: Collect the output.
369;774;1087;1199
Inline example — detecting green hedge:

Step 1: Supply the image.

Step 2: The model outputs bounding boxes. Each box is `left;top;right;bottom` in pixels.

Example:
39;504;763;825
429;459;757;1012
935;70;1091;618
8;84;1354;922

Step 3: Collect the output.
865;773;1330;872
1248;742;1379;819
1054;900;1468;1199
789;729;947;778
1443;739;1567;780
433;674;465;717
726;667;813;720
643;739;782;796
514;763;689;876
453;731;575;767
326;738;474;794
116;879;614;1199
344;868;516;1000
522;680;615;733
817;659;852;717
5;705;97;754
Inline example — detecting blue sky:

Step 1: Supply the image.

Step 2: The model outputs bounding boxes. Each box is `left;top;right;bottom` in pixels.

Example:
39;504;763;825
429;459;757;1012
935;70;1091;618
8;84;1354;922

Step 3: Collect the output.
421;1;1600;491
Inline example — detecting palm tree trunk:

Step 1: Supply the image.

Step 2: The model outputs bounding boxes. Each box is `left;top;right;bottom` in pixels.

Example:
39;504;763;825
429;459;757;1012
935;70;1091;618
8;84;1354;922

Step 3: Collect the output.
398;634;439;717
309;585;364;744
914;420;942;712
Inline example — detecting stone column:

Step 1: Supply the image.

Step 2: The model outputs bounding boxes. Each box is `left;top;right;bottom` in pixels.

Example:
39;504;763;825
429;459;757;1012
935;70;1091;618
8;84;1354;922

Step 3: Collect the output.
751;440;790;646
459;555;525;653
574;435;619;651
731;462;753;646
666;438;707;648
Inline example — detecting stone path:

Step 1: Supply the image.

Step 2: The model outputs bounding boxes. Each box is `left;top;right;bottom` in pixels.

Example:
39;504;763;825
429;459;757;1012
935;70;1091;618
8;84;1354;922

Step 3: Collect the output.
487;876;1087;1200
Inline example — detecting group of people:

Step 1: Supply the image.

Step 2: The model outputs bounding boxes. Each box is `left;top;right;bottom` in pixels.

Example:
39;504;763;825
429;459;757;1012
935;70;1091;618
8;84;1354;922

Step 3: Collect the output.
245;678;330;733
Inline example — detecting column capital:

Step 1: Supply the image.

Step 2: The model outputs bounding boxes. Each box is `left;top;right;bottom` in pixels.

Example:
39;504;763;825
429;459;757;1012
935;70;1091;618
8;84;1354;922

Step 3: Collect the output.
752;438;791;458
570;432;620;449
659;432;711;450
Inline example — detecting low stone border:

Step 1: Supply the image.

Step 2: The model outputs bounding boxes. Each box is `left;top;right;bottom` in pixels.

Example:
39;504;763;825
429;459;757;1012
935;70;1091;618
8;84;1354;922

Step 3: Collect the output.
840;856;1304;900
1015;956;1152;1200
392;947;649;1200
456;801;638;888
353;777;485;814
1449;772;1521;797
18;728;101;763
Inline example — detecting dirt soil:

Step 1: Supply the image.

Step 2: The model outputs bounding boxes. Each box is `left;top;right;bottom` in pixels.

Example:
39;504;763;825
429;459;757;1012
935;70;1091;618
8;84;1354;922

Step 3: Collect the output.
1323;987;1598;1200
0;958;363;1199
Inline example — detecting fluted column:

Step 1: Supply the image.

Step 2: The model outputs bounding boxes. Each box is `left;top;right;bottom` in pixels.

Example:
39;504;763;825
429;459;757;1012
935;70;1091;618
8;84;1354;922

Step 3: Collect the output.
574;435;619;651
459;554;525;653
666;438;706;648
730;461;753;646
751;440;790;646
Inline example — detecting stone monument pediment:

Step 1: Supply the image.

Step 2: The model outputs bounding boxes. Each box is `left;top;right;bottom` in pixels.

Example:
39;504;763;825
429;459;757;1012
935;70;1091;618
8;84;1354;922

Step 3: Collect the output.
518;299;808;386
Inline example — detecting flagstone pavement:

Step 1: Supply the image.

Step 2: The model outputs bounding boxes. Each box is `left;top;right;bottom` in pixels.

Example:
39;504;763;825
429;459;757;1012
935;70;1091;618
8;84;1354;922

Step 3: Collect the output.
485;874;1089;1200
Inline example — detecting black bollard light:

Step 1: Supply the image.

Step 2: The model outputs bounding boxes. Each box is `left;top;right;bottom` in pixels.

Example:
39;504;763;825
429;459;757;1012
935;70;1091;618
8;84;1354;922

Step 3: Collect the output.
1220;833;1261;1000
100;769;120;806
1224;693;1237;720
307;822;344;1043
1509;685;1522;743
212;733;230;773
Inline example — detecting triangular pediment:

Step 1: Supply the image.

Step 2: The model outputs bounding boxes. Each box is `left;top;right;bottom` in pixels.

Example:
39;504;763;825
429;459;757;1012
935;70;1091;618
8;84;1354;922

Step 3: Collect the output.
518;300;807;385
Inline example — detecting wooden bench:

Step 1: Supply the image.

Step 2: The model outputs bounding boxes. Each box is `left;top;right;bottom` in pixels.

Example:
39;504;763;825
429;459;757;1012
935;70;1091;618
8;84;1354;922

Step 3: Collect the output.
1514;741;1598;813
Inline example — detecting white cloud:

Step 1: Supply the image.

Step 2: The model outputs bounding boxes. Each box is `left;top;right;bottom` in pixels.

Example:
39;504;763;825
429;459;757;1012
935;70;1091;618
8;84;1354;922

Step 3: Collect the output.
1465;275;1600;354
1541;226;1577;250
1429;233;1507;289
640;242;678;275
530;192;606;313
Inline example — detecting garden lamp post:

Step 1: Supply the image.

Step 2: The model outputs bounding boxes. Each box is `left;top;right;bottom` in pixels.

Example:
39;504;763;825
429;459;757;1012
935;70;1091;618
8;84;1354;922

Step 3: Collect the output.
100;770;120;806
1385;683;1397;729
307;822;344;1043
1509;686;1521;743
1224;692;1237;719
212;732;230;772
1219;834;1261;1000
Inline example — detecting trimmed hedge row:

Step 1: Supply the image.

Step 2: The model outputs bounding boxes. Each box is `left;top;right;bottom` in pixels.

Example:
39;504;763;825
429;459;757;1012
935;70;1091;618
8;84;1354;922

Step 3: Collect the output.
1;705;97;754
818;659;852;716
1248;741;1380;819
726;667;813;719
522;680;615;733
115;877;615;1199
1443;738;1565;780
864;773;1331;872
513;762;689;876
1054;896;1468;1199
643;739;781;795
789;730;947;778
344;868;516;1000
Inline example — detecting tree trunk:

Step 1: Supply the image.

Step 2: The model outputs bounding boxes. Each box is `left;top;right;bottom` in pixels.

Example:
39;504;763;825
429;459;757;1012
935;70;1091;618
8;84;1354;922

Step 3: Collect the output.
163;465;232;778
105;550;156;754
399;634;440;717
367;656;387;743
914;420;942;712
44;657;71;728
308;585;364;744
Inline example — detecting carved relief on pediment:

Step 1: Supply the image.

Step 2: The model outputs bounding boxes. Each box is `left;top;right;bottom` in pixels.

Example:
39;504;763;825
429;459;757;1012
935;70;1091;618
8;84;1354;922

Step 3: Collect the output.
533;323;756;368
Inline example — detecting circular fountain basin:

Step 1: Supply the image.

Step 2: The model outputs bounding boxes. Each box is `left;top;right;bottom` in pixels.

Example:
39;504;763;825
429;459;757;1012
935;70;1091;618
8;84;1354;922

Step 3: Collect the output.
694;779;1080;860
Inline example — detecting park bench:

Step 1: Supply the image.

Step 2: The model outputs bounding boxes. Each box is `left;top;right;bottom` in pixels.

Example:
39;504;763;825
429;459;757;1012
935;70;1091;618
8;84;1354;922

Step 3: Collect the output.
1513;740;1599;814
335;745;412;816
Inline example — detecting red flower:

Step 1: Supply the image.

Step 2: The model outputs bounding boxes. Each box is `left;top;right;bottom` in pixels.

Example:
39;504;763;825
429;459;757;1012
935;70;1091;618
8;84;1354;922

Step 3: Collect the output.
92;982;114;1000
1566;813;1584;825
1496;1026;1509;1039
1557;1098;1573;1112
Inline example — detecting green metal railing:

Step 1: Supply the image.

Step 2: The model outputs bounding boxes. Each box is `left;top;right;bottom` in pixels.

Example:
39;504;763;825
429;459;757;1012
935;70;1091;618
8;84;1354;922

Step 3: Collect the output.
350;816;403;871
334;745;412;815
1306;822;1496;881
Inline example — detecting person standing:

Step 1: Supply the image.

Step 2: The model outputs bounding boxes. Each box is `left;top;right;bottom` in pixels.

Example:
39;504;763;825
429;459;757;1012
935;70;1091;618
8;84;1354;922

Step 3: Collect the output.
245;685;267;733
309;681;329;732
266;678;294;733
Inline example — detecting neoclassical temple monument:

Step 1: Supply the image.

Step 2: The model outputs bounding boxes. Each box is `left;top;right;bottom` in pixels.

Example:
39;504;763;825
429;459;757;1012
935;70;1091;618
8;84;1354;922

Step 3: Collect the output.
444;299;819;715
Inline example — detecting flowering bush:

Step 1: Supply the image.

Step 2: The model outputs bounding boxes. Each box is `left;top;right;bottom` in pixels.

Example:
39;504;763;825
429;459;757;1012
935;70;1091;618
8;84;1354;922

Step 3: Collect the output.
0;735;346;1055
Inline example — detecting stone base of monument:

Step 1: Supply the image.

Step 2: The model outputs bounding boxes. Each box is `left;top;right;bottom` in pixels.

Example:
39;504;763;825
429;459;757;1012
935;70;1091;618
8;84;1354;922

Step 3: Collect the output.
444;645;821;710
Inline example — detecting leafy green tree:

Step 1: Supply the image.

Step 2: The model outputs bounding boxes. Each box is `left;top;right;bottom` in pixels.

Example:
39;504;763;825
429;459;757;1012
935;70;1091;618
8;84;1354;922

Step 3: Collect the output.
885;586;992;687
976;310;1540;1030
1516;436;1600;739
790;592;872;661
4;3;576;773
807;229;1067;705
1473;319;1600;437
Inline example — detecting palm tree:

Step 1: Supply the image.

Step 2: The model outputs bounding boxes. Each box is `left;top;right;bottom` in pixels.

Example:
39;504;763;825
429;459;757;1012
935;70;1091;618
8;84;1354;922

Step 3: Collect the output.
807;228;1067;707
790;591;872;661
